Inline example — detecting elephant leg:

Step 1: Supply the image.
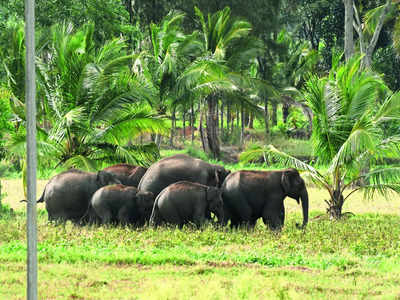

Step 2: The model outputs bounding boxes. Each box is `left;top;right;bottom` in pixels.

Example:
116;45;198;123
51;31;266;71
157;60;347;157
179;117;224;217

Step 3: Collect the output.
118;207;132;226
100;211;113;225
262;207;283;231
192;214;207;228
280;206;285;226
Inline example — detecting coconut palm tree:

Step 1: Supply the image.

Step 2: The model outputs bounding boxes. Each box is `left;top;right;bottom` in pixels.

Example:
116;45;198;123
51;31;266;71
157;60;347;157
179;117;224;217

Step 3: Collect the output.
240;55;400;219
6;22;167;170
178;6;263;159
132;10;202;147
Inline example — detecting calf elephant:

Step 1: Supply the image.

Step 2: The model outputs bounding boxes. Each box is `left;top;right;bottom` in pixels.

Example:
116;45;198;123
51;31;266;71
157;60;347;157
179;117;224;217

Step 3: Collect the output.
138;154;230;197
89;184;154;226
149;181;224;227
102;164;147;187
222;168;309;230
37;169;121;223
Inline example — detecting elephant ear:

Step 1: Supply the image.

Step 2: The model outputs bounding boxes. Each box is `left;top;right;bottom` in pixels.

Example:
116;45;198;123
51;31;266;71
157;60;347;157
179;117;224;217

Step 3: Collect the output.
281;170;292;195
281;169;300;204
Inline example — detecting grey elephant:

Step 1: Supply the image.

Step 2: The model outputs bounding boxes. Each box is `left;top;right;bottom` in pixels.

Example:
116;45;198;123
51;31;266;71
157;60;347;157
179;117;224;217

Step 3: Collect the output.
37;169;121;223
149;181;224;227
102;164;147;187
222;168;309;230
138;154;230;197
88;184;155;226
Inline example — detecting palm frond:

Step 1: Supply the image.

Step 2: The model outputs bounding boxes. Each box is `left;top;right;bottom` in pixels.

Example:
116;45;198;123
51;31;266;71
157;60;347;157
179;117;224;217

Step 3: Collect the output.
63;155;98;171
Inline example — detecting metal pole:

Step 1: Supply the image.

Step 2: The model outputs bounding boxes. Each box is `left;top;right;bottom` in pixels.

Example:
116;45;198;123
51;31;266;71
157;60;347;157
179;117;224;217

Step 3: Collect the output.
25;0;37;299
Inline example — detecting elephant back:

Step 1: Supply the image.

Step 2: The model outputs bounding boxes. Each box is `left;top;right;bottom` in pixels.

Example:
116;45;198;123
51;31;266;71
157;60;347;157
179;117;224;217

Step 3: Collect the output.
138;154;224;197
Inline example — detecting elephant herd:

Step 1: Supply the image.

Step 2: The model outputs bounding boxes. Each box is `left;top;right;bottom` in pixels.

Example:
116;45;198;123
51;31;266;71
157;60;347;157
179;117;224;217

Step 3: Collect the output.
36;154;309;230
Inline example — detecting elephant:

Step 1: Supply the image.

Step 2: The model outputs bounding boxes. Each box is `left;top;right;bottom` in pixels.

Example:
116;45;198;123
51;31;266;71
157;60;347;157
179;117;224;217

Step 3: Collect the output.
102;164;147;187
138;154;230;197
222;168;309;230
37;169;121;223
149;181;224;227
88;184;155;226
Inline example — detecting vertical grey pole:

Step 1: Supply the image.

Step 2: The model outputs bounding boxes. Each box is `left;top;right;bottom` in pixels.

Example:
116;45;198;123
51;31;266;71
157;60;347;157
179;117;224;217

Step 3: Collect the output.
25;0;37;299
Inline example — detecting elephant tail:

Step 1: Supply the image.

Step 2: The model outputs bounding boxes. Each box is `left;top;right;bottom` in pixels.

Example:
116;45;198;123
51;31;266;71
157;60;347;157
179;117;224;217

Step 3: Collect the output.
149;200;161;227
20;189;45;203
36;187;46;203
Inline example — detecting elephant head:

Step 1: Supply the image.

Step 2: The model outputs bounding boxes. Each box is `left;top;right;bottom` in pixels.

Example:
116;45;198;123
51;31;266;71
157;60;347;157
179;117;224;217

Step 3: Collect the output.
210;165;231;188
281;168;309;228
206;186;224;223
96;170;121;187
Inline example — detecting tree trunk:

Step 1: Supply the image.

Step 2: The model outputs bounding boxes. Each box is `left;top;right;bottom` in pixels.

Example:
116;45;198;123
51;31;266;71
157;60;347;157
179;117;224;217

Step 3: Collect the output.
283;102;290;124
226;101;231;134
272;102;277;126
363;0;392;68
216;99;219;136
124;0;134;24
199;101;207;152
220;102;224;135
326;189;345;219
236;108;240;129
190;101;195;144
240;103;244;146
248;111;254;129
206;94;220;159
182;110;186;141
344;0;354;61
264;96;269;135
169;106;176;147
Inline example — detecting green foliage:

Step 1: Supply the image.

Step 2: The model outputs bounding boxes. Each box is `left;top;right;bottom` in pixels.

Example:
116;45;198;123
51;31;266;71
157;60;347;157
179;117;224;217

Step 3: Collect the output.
372;46;400;92
240;55;400;216
0;89;13;160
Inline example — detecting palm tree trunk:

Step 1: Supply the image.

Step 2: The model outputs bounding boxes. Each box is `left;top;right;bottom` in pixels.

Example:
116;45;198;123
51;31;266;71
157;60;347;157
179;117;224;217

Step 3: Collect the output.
216;99;219;136
169;106;176;147
199;101;207;152
264;96;269;135
240;102;244;146
272;102;277;126
190;100;195;144
344;0;354;61
206;94;220;159
248;111;254;129
183;110;186;141
283;102;290;124
220;102;224;134
326;189;345;219
226;101;231;133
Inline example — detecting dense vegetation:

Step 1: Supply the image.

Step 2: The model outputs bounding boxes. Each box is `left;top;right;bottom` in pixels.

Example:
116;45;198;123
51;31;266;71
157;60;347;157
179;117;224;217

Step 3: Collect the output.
1;1;400;298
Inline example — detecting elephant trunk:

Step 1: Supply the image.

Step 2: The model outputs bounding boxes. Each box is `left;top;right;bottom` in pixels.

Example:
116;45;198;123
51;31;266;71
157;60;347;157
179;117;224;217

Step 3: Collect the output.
297;188;309;229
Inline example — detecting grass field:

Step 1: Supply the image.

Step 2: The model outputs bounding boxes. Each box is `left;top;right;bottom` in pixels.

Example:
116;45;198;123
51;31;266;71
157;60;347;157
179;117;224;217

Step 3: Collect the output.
1;179;400;299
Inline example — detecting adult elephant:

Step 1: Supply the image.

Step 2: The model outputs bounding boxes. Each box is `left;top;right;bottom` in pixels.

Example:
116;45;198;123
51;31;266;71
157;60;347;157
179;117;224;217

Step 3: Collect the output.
222;168;308;230
37;169;121;223
138;154;230;197
102;164;147;187
150;181;224;227
88;184;154;226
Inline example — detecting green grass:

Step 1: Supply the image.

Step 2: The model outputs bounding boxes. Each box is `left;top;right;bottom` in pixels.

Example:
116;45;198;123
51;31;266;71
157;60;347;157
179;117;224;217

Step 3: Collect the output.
1;204;400;299
2;161;400;299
